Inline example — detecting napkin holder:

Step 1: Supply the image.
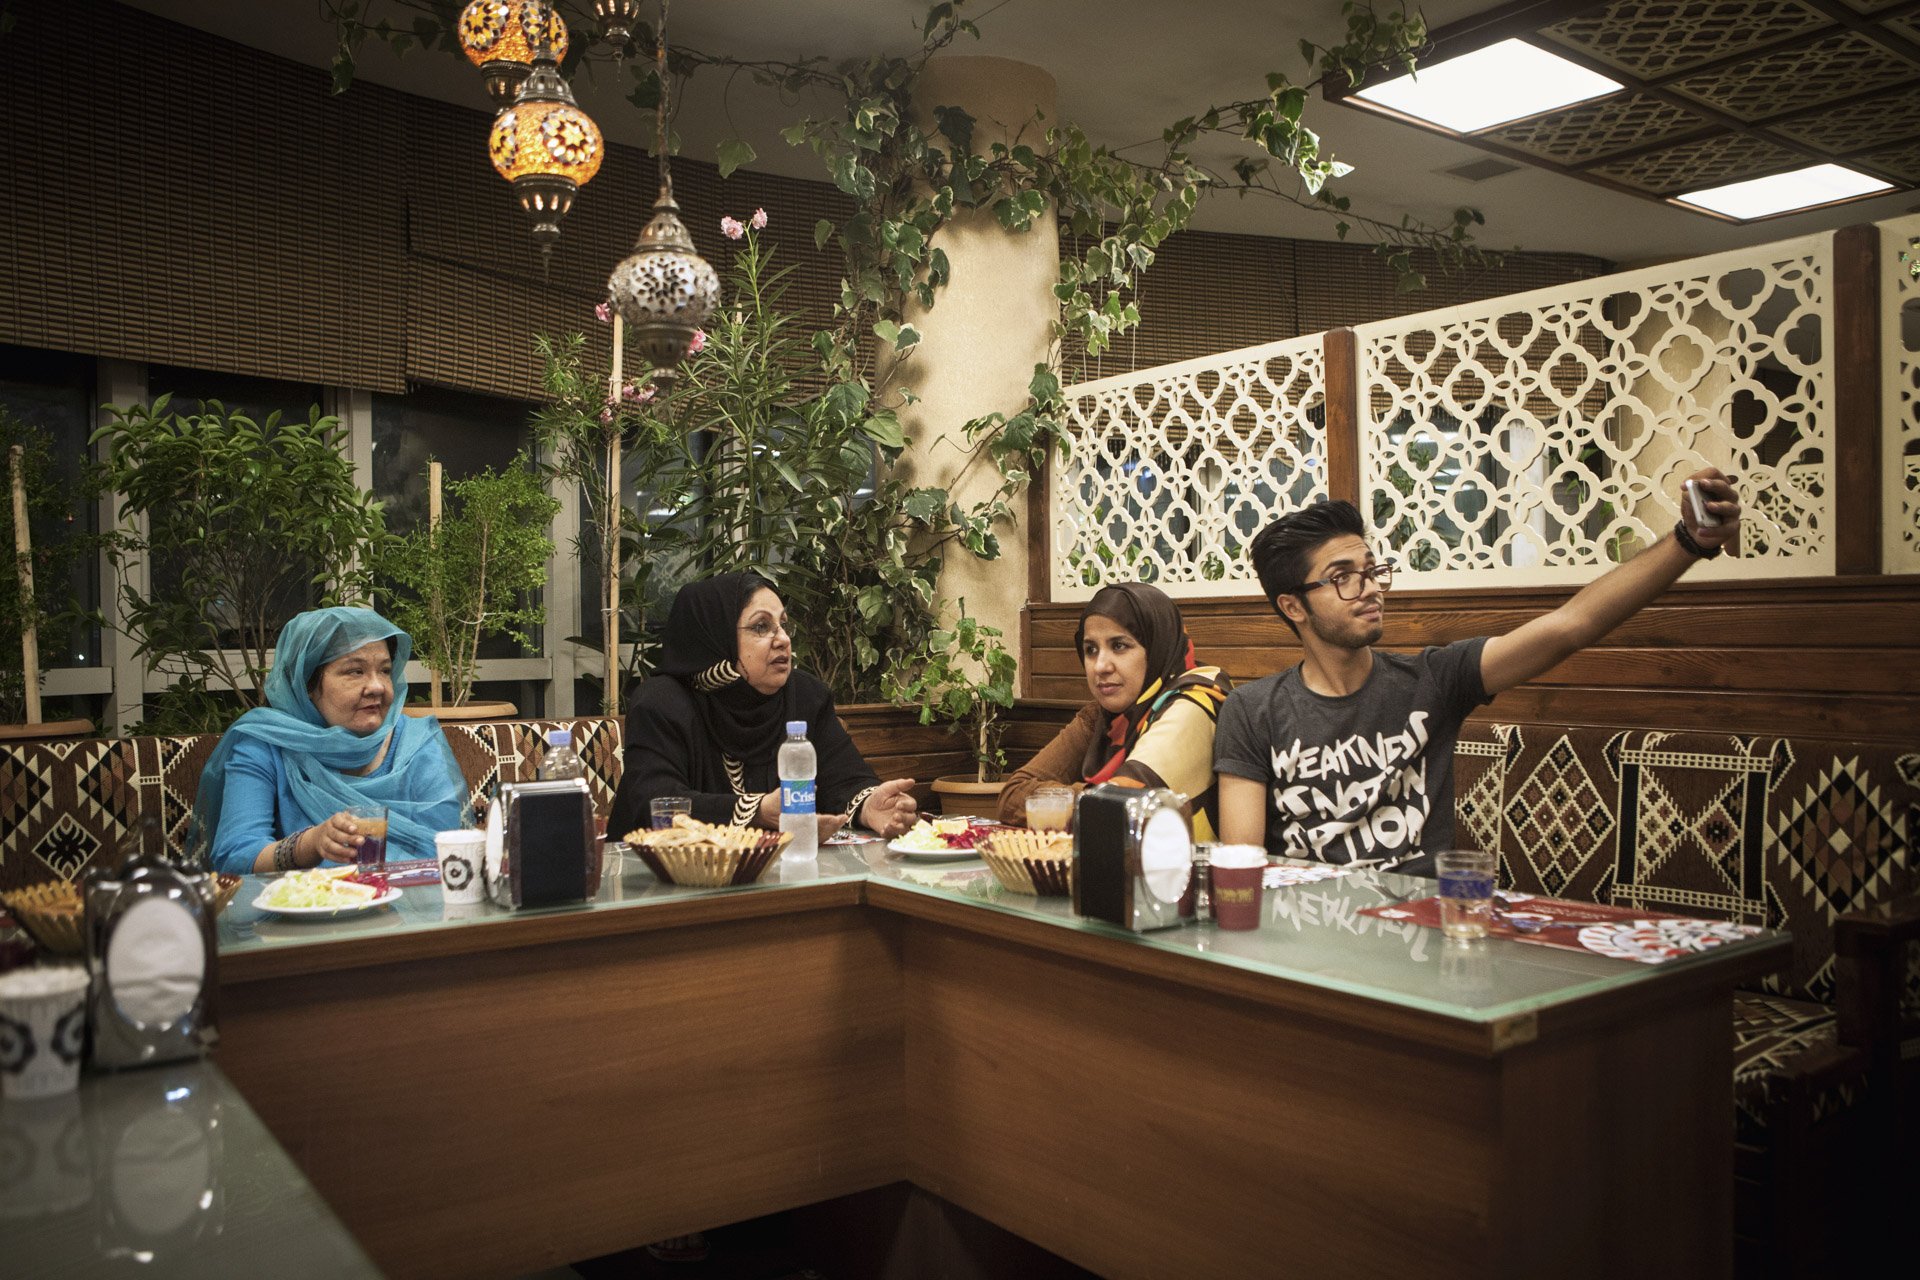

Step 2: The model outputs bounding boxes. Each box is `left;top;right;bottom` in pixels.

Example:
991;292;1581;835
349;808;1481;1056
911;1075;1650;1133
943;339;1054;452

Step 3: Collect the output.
487;778;596;908
1071;784;1193;933
84;852;220;1069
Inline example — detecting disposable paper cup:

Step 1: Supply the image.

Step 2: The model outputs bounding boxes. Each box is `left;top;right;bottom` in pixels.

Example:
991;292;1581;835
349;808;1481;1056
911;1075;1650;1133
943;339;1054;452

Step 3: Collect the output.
1209;845;1268;931
434;830;488;906
1437;849;1496;940
649;796;693;829
0;965;92;1101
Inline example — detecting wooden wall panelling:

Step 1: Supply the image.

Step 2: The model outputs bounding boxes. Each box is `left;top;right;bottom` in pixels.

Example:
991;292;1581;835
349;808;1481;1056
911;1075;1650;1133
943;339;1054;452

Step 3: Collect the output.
218;906;907;1280
1323;325;1361;504
1025;579;1920;741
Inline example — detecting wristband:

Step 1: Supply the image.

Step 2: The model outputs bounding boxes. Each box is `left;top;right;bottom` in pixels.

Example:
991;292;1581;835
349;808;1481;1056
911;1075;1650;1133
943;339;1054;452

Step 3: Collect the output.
1673;520;1721;559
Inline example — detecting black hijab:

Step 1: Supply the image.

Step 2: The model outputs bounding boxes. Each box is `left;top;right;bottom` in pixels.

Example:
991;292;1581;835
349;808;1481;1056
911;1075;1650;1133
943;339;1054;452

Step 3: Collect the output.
658;572;797;762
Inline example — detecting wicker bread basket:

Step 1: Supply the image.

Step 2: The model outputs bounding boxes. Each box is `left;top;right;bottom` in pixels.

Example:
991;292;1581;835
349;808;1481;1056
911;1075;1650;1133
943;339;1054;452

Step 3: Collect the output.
625;818;793;887
2;874;242;956
980;829;1075;897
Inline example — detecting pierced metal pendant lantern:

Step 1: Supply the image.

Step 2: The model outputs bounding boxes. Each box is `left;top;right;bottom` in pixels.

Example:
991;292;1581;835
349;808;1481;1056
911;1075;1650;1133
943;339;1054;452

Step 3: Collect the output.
460;1;571;110
608;196;719;376
605;0;716;381
488;25;602;260
592;0;644;50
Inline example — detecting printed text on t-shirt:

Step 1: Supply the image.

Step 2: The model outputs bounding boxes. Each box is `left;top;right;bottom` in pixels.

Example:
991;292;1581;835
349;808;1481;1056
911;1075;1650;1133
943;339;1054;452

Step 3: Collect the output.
1269;711;1432;862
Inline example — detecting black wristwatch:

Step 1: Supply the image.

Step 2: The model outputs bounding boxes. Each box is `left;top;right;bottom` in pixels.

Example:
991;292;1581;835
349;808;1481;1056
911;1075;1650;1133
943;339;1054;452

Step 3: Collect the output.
1673;519;1721;559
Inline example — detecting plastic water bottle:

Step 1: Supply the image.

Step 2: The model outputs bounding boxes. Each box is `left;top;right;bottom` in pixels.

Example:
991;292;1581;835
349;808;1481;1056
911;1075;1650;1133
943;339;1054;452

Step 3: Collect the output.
777;720;818;861
539;729;585;781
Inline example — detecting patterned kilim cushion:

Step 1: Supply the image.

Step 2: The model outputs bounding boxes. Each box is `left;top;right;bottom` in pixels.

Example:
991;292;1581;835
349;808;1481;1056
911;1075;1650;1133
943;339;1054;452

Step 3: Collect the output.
0;717;622;891
1455;724;1920;1004
1731;991;1854;1144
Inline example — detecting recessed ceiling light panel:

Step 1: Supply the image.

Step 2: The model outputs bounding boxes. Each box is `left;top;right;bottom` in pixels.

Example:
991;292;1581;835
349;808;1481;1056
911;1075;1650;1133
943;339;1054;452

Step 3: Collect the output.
1673;164;1894;220
1352;38;1623;134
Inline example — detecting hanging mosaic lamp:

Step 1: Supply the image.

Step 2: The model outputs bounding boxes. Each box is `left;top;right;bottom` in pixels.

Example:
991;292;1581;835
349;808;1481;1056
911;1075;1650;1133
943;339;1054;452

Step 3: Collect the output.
459;0;571;111
592;0;644;51
607;0;718;380
488;4;602;261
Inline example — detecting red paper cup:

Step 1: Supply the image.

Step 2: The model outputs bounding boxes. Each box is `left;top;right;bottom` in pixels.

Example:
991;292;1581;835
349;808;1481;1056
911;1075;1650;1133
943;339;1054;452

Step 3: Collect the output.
1209;846;1267;930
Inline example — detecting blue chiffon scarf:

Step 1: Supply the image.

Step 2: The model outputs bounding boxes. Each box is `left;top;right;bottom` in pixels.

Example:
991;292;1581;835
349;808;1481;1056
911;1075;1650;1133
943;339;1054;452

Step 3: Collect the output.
190;607;468;864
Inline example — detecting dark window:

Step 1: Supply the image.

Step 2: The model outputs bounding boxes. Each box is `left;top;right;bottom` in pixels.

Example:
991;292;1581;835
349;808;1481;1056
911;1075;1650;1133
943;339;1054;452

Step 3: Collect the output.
0;344;101;666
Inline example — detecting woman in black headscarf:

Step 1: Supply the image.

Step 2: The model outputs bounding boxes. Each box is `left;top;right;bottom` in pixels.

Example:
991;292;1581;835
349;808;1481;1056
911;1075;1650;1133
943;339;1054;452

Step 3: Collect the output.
609;572;920;840
998;582;1232;838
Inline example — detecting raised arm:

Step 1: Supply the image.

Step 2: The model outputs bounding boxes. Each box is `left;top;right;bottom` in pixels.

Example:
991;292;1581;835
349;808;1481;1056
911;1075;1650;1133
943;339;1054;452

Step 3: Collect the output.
1480;468;1740;698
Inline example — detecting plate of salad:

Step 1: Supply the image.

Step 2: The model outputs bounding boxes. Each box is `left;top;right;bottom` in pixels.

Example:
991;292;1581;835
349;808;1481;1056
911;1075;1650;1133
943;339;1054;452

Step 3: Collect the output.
252;867;402;917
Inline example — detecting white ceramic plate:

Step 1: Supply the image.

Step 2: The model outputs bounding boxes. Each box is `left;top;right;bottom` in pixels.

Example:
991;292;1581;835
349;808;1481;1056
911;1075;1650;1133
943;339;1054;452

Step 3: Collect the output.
250;886;403;917
886;840;982;861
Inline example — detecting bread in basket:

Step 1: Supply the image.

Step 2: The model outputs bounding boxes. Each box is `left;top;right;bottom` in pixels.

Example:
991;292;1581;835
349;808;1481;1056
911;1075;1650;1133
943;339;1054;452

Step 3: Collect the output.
2;874;243;956
624;814;792;887
980;829;1075;896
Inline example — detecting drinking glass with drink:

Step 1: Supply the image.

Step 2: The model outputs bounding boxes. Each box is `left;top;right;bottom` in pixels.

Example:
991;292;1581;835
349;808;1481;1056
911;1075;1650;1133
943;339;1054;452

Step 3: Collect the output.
1026;785;1075;832
1436;849;1496;939
348;803;389;875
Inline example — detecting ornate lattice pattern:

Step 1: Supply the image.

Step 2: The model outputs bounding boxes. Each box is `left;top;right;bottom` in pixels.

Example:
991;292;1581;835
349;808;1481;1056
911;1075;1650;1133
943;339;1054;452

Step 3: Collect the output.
1882;214;1920;573
1052;337;1327;599
1856;139;1920;182
1485;94;1711;166
1354;235;1834;586
1668;32;1913;120
1592;133;1807;194
1541;0;1831;80
1768;82;1920;153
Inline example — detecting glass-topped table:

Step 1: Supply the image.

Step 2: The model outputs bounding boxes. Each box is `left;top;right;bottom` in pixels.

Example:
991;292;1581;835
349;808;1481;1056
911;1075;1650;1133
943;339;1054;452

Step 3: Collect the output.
216;841;1787;1030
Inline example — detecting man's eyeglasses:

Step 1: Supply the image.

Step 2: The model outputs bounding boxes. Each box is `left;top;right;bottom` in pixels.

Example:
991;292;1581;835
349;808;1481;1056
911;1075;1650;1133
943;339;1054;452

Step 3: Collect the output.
1293;561;1396;600
739;618;794;641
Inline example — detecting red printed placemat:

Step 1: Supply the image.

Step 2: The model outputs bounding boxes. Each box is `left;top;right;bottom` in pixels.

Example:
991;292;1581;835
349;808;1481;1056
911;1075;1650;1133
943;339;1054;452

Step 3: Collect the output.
1358;893;1762;964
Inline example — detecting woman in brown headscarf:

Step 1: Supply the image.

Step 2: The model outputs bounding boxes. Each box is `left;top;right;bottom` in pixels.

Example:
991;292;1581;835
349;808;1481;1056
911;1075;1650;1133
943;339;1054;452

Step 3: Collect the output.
997;582;1232;839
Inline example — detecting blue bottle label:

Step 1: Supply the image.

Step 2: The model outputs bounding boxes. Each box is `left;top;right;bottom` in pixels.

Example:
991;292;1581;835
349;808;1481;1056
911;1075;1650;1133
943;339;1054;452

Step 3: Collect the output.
781;779;816;816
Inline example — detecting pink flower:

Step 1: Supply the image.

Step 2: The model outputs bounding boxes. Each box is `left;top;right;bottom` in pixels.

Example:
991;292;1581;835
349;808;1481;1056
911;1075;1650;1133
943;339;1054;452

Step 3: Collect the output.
750;207;768;230
720;216;745;240
687;329;707;354
622;381;656;405
598;407;613;423
594;301;611;322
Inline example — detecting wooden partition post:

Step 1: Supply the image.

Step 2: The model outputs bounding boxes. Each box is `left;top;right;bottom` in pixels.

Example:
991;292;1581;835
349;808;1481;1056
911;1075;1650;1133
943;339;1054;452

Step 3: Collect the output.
1323;326;1361;505
1833;223;1881;577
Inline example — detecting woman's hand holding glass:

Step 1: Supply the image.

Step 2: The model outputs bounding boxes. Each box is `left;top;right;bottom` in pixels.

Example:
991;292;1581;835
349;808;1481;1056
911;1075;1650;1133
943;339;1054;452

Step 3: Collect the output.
303;811;368;864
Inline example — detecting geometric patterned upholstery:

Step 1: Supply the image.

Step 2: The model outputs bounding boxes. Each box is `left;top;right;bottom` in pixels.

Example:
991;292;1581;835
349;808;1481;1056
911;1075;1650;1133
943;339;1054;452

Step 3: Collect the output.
1456;724;1920;1005
0;717;621;891
1730;991;1849;1143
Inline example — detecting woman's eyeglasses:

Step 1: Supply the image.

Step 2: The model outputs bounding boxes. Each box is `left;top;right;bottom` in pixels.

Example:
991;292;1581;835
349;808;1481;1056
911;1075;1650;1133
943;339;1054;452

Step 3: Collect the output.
1294;561;1396;600
739;617;794;641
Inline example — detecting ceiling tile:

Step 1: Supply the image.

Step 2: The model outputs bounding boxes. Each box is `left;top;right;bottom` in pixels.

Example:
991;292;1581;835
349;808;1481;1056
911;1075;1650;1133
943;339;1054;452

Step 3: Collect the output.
1837;0;1909;11
1541;0;1833;81
1851;138;1920;181
1589;132;1808;193
1768;81;1920;152
1886;12;1920;42
1666;31;1913;119
1483;94;1713;164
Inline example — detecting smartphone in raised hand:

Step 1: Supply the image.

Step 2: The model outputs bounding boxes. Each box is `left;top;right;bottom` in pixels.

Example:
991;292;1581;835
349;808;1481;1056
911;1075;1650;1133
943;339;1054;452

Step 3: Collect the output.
1684;478;1721;528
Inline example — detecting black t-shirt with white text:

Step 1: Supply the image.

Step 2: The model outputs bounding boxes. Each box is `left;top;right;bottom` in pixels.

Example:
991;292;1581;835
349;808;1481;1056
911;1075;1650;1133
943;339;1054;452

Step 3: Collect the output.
1213;639;1490;864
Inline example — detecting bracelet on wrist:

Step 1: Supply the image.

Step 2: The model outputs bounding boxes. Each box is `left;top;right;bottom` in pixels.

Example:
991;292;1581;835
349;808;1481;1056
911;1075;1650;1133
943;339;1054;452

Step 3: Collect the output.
1673;520;1721;559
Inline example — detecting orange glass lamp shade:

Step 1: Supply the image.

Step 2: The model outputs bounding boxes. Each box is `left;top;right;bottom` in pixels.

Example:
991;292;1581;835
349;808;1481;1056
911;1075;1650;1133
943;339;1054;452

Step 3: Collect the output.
459;1;571;109
490;101;603;254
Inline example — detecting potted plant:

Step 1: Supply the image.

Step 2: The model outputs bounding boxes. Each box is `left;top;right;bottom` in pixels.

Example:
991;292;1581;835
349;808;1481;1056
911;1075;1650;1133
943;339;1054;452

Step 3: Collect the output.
93;396;384;733
882;602;1017;817
1;409;106;739
372;456;559;720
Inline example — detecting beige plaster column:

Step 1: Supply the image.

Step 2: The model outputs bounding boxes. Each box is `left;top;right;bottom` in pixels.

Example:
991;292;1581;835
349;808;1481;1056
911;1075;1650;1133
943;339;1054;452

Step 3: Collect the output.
896;56;1058;660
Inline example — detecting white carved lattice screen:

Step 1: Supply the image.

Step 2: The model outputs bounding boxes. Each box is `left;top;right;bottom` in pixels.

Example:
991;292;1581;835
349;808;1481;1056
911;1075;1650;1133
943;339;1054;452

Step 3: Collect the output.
1881;213;1920;575
1052;336;1327;601
1355;234;1835;586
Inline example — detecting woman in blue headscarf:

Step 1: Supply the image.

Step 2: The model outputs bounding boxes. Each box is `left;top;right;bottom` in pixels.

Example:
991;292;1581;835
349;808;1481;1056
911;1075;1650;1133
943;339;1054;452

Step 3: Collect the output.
194;607;468;875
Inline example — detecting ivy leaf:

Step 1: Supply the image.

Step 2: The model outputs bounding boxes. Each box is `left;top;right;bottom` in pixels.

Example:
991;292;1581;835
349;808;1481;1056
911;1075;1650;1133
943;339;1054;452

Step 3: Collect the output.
902;488;948;522
814;218;834;250
932;104;975;153
859;414;907;449
873;319;901;344
715;138;757;179
330;51;355;94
